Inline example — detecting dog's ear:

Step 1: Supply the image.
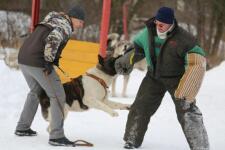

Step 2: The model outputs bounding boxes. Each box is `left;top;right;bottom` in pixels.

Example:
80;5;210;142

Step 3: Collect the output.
98;54;104;66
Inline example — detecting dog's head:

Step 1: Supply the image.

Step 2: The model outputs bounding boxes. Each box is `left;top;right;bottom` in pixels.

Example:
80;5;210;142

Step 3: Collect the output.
106;33;133;58
97;33;134;76
106;33;120;57
112;40;133;57
107;33;120;51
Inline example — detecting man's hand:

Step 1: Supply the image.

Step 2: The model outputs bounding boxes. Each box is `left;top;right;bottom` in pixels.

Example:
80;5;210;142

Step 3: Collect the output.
114;58;133;75
43;61;53;75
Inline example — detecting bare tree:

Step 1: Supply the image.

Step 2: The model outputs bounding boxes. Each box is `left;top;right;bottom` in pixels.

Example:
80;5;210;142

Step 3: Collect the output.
195;0;225;69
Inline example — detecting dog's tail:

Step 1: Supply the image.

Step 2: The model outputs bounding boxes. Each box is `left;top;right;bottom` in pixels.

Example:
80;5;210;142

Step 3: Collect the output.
39;89;50;121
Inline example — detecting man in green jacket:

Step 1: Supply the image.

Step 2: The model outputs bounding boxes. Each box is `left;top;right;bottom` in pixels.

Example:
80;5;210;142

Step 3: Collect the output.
115;7;209;150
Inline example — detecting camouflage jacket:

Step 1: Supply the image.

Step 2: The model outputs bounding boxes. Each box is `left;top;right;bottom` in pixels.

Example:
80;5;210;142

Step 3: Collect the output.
18;12;73;67
40;11;73;62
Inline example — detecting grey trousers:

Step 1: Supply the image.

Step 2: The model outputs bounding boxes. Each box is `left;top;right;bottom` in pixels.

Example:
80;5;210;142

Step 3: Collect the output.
16;64;65;139
124;71;209;150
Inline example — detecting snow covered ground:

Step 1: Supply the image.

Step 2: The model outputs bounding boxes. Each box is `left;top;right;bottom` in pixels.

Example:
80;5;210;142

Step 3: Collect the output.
0;60;225;150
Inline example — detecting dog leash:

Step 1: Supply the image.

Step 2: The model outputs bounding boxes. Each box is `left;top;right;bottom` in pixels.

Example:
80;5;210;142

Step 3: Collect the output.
57;66;73;80
73;140;94;147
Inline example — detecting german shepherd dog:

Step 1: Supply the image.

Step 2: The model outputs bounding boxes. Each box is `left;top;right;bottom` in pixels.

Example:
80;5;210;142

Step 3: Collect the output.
107;33;147;97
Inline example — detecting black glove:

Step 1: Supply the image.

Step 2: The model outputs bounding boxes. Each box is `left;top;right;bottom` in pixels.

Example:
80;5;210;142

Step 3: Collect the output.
115;61;133;74
113;50;134;75
114;58;133;75
43;61;54;75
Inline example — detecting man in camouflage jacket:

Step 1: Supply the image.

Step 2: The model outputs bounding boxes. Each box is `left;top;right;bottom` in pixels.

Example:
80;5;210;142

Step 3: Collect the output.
115;7;209;150
15;6;85;147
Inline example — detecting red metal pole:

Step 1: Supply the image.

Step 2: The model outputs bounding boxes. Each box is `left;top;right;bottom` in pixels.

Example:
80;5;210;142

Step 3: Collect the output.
30;0;40;32
99;0;111;58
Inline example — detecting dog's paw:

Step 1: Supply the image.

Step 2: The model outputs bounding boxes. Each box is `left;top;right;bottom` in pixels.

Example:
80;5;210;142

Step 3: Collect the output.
111;111;119;117
80;104;89;110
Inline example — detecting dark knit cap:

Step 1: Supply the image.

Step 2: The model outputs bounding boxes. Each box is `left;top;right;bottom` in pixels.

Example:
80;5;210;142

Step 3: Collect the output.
67;6;85;21
155;7;174;24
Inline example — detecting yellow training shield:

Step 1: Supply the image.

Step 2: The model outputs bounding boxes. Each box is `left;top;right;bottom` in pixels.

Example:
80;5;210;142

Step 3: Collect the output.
57;40;99;83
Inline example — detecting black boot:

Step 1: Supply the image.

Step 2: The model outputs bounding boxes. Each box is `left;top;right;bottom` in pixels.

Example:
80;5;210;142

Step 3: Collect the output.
49;137;75;147
15;128;37;136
